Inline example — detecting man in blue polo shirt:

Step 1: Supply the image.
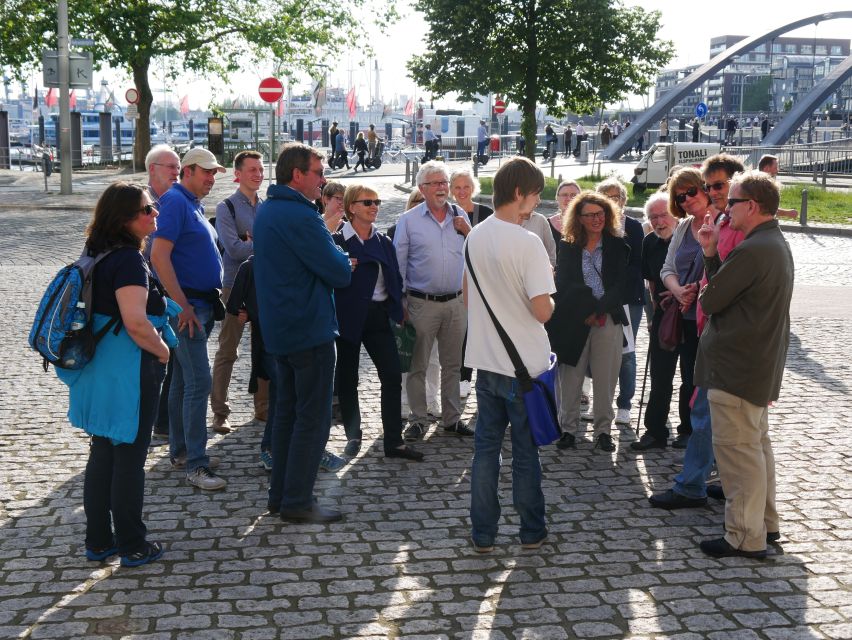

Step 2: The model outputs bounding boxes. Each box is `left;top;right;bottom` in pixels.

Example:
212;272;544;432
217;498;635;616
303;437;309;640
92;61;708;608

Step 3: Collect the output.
151;147;226;491
254;143;352;524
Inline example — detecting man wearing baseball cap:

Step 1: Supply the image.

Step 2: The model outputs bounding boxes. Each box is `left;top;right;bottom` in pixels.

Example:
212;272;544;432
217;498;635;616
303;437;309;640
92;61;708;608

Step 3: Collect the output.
151;147;227;491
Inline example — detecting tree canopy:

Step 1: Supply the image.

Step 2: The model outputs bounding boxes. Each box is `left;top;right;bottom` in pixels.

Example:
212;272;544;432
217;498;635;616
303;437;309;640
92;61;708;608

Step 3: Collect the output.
1;0;394;165
407;0;674;156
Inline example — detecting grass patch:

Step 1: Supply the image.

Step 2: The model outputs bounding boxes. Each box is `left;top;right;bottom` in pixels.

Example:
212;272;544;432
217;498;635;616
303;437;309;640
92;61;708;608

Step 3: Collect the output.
478;176;852;223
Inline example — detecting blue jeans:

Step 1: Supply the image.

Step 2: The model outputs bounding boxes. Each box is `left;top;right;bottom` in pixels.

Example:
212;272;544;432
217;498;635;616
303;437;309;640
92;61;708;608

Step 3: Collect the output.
260;351;277;452
477;140;487;157
470;370;546;547
268;341;336;512
168;304;214;473
673;386;714;499
617;304;644;410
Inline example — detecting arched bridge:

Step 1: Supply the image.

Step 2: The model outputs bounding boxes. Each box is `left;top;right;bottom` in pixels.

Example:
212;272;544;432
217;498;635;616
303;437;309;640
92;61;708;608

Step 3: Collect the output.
601;11;852;160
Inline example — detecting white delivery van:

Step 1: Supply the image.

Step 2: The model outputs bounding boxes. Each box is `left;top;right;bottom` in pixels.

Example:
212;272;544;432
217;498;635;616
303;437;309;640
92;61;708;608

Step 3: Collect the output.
631;142;720;194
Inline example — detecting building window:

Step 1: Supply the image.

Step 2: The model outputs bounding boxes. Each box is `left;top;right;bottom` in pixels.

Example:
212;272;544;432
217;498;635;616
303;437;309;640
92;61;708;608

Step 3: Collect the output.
816;45;827;55
785;44;796;53
831;45;842;55
801;45;813;55
773;44;782;54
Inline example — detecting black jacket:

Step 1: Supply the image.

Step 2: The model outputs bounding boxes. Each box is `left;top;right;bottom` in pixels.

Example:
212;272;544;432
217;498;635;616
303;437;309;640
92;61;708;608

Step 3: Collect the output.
546;233;629;367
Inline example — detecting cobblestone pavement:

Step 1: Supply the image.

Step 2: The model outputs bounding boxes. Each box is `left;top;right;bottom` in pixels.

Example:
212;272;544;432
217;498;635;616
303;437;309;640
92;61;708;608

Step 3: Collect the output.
1;170;851;639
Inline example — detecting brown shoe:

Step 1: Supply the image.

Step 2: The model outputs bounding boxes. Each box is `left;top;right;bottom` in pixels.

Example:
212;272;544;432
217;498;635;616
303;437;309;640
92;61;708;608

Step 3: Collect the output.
211;417;232;434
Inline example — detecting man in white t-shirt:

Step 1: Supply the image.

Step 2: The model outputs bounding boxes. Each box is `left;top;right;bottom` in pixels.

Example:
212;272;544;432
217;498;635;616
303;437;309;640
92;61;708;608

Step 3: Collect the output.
464;156;556;554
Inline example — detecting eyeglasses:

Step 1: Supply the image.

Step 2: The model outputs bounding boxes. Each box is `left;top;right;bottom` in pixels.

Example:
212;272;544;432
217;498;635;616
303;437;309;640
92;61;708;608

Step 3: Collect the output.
421;180;449;188
579;211;605;219
302;167;325;178
137;204;157;216
704;180;728;192
726;198;752;208
674;186;703;205
152;162;180;171
354;199;382;207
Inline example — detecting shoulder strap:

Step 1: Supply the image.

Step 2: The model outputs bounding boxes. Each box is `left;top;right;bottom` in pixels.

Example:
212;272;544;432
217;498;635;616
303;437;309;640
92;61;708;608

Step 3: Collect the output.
224;197;236;220
464;244;533;389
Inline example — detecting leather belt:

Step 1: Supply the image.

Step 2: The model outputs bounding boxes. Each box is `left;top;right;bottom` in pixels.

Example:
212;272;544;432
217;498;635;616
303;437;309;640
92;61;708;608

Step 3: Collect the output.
407;289;462;303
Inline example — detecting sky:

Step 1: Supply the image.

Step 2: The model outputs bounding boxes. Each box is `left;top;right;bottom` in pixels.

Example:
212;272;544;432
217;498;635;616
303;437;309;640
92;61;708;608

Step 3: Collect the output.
21;2;852;112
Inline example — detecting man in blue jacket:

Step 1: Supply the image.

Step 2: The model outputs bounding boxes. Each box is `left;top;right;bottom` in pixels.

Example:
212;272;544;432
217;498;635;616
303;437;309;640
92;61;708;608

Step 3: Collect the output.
254;143;352;524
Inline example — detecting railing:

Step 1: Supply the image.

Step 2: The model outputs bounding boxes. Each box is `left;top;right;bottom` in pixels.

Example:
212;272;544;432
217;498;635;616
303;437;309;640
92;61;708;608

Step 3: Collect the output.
722;139;852;182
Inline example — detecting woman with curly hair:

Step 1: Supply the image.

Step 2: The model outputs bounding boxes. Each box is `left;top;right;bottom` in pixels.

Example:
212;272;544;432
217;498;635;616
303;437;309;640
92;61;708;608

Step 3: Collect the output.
547;191;629;453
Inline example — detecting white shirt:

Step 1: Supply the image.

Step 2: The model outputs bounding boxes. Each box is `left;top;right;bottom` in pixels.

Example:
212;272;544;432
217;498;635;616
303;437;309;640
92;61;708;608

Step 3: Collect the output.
464;216;555;378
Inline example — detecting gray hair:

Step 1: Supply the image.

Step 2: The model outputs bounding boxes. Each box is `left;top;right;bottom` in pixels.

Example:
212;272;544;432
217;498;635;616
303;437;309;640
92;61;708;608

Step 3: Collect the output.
643;191;669;217
415;160;450;187
595;177;627;204
449;167;480;197
145;144;178;172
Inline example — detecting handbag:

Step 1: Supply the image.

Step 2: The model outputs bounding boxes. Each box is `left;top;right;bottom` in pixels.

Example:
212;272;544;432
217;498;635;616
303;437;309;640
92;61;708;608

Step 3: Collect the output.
392;322;417;373
464;246;562;447
658;295;683;351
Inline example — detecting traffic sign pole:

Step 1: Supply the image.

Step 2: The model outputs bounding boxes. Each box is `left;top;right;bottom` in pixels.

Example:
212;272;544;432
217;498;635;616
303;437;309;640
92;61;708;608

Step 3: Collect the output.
258;77;284;187
58;0;72;194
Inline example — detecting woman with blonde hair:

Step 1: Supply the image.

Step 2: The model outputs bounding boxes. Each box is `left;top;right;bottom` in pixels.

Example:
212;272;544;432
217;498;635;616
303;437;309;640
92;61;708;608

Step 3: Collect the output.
547;191;629;453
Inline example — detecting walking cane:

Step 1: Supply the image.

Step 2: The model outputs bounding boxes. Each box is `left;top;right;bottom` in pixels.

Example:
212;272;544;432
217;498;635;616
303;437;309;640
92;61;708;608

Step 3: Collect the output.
635;345;650;436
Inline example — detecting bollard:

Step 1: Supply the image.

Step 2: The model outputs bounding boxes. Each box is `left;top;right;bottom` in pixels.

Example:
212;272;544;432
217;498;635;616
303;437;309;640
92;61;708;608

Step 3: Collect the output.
405;158;410;183
472;154;478;177
411;160;419;185
800;189;808;226
550;153;555;179
822;149;828;188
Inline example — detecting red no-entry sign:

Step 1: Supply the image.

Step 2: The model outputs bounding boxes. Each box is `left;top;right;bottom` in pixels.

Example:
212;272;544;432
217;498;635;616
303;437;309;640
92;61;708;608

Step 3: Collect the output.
494;99;506;114
258;77;284;103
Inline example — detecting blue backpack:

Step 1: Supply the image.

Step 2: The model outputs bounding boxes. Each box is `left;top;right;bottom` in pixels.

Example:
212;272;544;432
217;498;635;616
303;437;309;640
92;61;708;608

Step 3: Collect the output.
29;248;119;371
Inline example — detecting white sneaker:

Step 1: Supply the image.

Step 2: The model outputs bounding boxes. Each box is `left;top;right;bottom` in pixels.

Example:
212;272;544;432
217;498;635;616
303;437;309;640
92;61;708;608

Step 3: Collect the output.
187;466;226;490
460;381;471;398
615;408;631;426
171;455;221;470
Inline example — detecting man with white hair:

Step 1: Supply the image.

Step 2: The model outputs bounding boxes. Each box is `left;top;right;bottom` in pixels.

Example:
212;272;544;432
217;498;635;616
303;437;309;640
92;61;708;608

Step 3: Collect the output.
395;161;473;441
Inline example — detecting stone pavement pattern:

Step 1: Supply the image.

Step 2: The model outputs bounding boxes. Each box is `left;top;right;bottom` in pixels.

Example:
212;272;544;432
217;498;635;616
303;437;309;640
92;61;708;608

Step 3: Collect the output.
0;168;851;639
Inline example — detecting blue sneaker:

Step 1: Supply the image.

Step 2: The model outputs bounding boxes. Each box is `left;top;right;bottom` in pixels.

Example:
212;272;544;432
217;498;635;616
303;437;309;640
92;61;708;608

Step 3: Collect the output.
120;541;164;567
85;544;118;562
319;450;346;472
259;449;273;472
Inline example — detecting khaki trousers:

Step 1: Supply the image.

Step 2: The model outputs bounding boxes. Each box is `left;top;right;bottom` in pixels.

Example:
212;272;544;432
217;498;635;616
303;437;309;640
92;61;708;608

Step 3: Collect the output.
210;287;269;421
406;296;465;426
709;388;778;552
556;316;622;438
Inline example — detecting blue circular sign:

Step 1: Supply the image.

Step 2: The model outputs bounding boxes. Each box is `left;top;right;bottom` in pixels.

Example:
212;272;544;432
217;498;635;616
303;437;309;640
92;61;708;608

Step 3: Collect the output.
695;102;708;118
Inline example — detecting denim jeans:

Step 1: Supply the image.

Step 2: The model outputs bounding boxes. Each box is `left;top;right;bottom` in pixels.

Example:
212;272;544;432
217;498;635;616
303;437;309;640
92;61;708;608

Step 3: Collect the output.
672;386;713;499
260;351;277;452
470;370;546;547
616;304;644;410
168;303;214;473
268;341;336;512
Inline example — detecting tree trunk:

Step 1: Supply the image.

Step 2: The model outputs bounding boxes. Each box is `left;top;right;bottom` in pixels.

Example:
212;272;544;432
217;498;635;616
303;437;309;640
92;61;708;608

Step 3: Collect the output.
522;0;538;160
132;61;152;169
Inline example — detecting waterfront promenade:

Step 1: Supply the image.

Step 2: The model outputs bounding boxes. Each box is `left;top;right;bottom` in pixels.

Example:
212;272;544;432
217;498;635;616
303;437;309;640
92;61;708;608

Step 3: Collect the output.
0;164;850;639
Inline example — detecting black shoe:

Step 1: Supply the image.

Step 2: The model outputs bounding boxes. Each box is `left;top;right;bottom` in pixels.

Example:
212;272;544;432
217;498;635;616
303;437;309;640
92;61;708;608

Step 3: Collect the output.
279;504;343;524
706;484;725;501
444;421;474;437
767;531;781;544
556;432;576;449
594;433;615;452
404;422;427;442
384;445;424;461
343;439;362;458
699;537;766;559
630;434;667;451
672;433;690;449
648;489;707;510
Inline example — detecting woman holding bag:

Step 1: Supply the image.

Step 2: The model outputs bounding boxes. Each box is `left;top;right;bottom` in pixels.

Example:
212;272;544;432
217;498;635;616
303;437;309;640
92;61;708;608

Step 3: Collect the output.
657;167;711;449
547;191;629;453
332;184;423;461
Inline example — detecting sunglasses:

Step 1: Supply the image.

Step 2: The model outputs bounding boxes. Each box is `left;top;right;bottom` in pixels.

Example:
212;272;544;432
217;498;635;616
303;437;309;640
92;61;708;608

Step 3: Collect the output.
137;204;157;216
705;180;728;192
354;199;382;207
674;186;704;205
726;198;752;208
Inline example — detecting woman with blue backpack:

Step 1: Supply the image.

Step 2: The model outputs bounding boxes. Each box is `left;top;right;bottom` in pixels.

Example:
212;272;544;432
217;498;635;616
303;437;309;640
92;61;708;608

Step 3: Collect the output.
58;182;177;567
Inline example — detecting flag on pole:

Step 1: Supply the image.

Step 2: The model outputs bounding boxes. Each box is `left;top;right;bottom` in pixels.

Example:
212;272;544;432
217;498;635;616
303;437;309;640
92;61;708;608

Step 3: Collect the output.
105;90;115;110
312;77;326;115
277;98;284;117
45;88;57;107
403;97;414;116
179;95;189;115
382;104;391;117
69;90;76;110
346;87;356;119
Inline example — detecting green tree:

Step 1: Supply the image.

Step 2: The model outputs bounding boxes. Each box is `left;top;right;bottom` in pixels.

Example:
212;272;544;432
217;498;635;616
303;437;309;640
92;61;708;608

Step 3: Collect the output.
0;0;394;165
742;76;771;112
407;0;673;157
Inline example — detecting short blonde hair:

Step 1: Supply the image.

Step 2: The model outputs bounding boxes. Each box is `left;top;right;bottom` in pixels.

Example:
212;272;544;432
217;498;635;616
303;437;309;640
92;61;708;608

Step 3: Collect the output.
343;184;378;220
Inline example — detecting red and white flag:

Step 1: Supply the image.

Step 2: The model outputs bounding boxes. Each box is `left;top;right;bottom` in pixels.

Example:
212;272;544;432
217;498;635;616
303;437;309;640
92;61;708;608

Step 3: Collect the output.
277;97;284;117
346;87;357;119
403;97;414;117
69;90;76;110
45;88;57;107
179;95;189;115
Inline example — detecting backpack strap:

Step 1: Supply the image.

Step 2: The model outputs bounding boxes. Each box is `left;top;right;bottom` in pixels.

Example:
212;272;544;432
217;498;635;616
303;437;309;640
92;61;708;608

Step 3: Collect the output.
224;197;236;220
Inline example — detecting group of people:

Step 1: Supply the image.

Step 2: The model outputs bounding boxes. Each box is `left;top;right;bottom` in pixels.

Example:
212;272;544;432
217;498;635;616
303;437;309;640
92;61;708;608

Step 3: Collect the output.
59;133;793;566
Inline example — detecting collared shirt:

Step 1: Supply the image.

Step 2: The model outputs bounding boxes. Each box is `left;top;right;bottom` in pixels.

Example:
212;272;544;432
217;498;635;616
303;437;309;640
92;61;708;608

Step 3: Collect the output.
477;125;487;142
342;221;387;301
581;238;604;299
217;188;262;288
143;183;167;262
393;201;469;295
424;128;436;142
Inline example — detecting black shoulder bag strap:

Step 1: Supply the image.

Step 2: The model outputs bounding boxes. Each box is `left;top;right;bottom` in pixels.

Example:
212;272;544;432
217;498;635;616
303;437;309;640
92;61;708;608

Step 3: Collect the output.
224;196;236;220
464;244;534;393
